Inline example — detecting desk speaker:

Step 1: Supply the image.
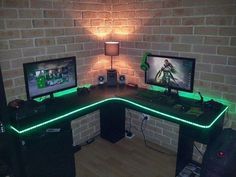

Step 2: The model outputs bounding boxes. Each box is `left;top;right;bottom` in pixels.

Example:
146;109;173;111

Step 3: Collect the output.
98;75;105;86
118;75;126;86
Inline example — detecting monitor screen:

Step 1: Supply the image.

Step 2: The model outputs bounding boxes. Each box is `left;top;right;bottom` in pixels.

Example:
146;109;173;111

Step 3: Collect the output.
145;55;195;93
23;56;77;100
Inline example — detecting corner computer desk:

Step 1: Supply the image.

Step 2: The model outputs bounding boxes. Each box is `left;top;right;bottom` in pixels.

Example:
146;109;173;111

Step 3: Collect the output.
5;85;228;177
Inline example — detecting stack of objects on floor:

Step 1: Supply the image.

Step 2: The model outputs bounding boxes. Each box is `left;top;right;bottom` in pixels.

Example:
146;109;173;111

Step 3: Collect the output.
176;163;200;177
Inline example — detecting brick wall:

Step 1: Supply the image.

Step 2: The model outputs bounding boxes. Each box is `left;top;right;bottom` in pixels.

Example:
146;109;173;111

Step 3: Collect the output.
71;110;100;146
0;0;112;101
125;109;179;152
125;109;207;163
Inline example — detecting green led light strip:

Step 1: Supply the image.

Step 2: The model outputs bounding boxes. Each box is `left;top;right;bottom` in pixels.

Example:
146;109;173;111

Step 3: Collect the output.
9;97;228;134
34;84;92;102
119;98;228;129
10;98;110;134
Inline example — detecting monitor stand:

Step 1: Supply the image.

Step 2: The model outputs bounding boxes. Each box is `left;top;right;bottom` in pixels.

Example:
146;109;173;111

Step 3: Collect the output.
42;93;58;106
164;87;179;98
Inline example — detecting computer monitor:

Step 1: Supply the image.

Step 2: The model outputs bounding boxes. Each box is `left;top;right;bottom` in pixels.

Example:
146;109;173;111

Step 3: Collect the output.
145;55;195;95
23;56;77;100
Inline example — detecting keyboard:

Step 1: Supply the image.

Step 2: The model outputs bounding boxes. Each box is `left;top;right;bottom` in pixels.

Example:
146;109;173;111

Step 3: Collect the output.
136;90;159;99
135;90;176;106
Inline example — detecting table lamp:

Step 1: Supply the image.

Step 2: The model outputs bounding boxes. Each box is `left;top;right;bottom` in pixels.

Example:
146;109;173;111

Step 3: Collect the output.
104;42;119;86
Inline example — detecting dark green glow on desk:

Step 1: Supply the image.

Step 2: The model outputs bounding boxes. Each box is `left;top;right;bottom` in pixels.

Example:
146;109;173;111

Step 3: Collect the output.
34;84;92;102
150;86;230;105
9;97;228;135
35;85;230;106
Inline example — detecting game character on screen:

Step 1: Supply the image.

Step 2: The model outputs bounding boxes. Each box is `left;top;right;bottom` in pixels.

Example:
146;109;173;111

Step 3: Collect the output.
155;59;179;87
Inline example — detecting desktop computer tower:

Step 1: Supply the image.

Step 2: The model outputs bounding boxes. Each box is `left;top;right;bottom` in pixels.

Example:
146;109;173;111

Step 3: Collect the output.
18;122;75;177
200;128;236;177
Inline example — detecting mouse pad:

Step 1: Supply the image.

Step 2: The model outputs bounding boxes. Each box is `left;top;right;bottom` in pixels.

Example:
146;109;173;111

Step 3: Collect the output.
174;104;203;117
186;107;203;117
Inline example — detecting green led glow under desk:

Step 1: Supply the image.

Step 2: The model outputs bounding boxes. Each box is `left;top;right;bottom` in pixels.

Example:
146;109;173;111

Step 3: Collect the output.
6;86;228;177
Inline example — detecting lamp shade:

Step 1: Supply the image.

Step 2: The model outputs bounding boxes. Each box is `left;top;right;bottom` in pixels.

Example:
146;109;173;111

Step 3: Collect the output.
104;42;119;56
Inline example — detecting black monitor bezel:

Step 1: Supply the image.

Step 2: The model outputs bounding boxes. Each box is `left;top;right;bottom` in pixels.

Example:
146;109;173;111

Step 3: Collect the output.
145;54;196;93
23;56;77;100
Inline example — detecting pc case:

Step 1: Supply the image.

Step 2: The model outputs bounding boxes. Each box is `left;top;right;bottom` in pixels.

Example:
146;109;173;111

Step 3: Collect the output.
201;128;236;177
13;122;75;177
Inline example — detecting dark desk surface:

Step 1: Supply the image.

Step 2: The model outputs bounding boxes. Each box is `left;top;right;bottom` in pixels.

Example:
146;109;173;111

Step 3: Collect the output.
7;86;228;135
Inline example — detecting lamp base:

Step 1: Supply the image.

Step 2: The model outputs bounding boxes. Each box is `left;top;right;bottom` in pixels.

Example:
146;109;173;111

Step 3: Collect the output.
107;69;117;87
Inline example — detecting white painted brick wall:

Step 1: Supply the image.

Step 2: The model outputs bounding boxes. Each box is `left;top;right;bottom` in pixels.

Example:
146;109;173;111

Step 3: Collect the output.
125;109;206;163
71;110;100;146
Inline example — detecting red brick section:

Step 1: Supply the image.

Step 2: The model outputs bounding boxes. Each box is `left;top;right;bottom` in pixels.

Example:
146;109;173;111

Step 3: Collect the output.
0;0;235;128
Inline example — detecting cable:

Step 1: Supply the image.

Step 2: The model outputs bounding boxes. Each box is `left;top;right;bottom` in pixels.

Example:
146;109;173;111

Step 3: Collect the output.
198;92;204;104
126;109;175;156
193;143;204;157
79;131;100;147
141;117;175;156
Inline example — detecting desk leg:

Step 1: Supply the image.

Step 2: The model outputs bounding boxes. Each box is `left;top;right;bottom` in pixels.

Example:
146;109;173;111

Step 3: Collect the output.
175;126;194;176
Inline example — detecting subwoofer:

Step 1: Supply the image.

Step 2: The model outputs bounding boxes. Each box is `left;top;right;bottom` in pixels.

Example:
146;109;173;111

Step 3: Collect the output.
107;69;117;87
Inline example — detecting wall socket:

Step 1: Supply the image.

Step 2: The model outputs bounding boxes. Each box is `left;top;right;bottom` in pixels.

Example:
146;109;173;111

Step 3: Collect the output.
142;113;150;120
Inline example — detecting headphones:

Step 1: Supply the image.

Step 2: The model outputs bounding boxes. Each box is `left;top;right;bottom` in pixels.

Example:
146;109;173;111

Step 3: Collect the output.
140;52;151;71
